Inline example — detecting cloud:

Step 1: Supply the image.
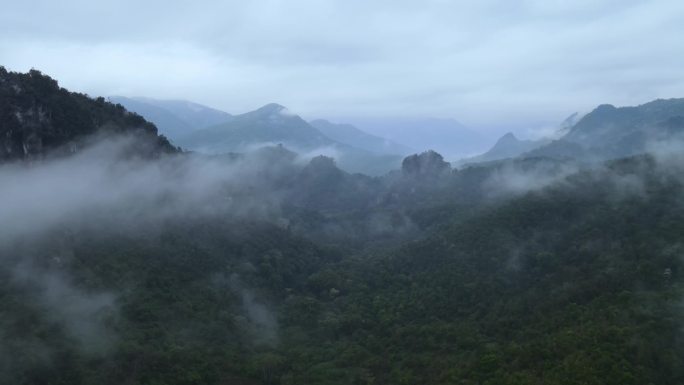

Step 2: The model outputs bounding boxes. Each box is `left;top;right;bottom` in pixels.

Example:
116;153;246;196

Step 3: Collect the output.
11;263;117;354
231;276;279;347
278;107;296;117
1;0;683;130
483;160;578;197
0;133;298;361
0;133;296;245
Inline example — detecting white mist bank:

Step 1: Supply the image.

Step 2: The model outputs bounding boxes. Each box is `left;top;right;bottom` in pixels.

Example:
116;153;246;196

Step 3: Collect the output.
0;134;292;243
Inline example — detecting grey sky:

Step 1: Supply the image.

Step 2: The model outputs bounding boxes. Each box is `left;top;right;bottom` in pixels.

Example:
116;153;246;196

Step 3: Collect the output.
2;0;683;133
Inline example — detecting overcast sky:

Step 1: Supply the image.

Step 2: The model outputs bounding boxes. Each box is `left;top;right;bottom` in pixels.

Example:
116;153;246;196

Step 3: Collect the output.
2;0;683;134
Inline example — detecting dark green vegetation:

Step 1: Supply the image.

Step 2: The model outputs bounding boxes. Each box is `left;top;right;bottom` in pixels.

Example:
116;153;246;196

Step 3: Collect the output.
2;68;684;384
0;68;176;161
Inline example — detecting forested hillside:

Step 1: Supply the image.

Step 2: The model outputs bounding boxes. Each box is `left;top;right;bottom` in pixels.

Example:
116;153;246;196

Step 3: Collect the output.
2;68;684;385
0;68;176;161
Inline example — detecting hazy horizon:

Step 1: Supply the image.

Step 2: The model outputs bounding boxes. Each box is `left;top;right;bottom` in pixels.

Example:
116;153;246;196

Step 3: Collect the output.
4;3;684;383
2;0;683;133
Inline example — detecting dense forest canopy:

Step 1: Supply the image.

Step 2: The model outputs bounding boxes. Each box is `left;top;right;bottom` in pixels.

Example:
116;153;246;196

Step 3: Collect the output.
1;68;684;385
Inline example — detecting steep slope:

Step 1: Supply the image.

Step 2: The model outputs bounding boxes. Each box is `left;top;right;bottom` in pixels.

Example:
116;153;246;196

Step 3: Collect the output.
528;99;684;161
108;96;194;141
310;119;412;155
109;96;233;143
0;68;175;161
132;97;233;129
555;111;583;137
566;99;684;147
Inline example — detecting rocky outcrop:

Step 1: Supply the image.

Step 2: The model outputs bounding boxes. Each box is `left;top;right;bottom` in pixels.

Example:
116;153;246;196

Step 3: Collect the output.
0;67;176;162
401;150;451;178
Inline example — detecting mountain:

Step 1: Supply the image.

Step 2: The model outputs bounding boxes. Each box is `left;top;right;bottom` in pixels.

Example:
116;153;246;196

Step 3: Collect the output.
462;99;684;166
555;111;583;137
310;119;413;155
401;150;451;178
527;99;684;161
127;97;233;129
4;69;684;384
5;143;684;384
564;99;684;155
178;103;402;175
343;117;491;160
457;132;547;165
326;154;684;384
566;99;684;146
108;96;232;142
179;103;332;152
107;96;194;141
0;68;175;161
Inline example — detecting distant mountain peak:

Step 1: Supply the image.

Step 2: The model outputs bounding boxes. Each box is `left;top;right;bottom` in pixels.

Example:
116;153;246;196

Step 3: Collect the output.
0;69;176;160
497;132;518;144
595;104;617;112
531;98;684;161
244;103;301;122
255;103;287;114
554;112;583;138
402;150;451;178
107;96;233;142
457;131;547;165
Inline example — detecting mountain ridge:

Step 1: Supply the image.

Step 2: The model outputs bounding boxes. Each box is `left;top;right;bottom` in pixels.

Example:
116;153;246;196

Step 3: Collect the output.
0;67;176;161
310;118;413;156
524;98;684;161
108;96;233;142
458;132;547;165
177;104;403;175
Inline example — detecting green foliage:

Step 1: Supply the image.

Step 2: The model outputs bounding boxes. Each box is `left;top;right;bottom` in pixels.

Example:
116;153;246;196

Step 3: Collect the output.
2;71;684;383
3;155;684;384
0;68;176;160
